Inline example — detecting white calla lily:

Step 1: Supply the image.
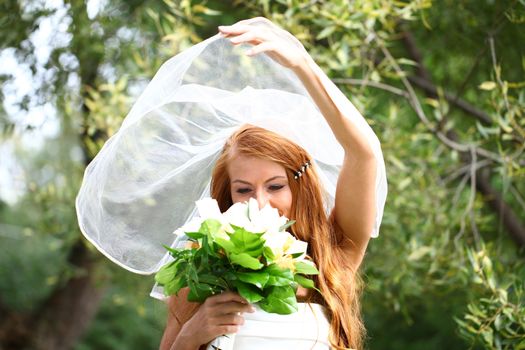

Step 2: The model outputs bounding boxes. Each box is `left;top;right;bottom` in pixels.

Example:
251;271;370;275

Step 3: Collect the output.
262;230;294;259
224;202;250;229
196;198;222;219
174;217;203;236
285;239;308;260
256;204;288;232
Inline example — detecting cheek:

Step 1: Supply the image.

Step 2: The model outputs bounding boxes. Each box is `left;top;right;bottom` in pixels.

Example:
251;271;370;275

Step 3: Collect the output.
275;189;293;217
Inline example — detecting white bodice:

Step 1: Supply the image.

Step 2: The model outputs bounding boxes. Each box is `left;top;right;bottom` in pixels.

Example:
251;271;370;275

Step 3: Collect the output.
208;303;331;350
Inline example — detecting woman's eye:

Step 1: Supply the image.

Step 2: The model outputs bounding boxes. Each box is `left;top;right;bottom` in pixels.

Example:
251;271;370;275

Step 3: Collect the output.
236;188;251;194
269;185;284;191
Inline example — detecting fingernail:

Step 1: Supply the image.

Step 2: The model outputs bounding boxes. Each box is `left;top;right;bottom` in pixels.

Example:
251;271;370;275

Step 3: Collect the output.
250;306;256;312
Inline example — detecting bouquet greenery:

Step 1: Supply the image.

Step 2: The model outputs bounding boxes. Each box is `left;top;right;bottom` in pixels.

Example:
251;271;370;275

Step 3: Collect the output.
155;198;319;315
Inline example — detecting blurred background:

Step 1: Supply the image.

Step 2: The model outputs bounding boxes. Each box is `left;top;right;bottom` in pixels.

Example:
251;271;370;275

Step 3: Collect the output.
0;0;524;349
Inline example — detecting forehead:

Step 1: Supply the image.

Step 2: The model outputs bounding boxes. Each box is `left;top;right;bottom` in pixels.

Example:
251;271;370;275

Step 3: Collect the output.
227;155;287;179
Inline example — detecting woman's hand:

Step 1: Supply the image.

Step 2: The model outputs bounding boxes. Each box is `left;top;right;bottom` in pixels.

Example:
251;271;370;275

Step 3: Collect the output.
218;17;310;72
172;291;255;349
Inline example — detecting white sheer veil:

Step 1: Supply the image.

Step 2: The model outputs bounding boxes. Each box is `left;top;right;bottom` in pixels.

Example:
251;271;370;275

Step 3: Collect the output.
75;19;387;276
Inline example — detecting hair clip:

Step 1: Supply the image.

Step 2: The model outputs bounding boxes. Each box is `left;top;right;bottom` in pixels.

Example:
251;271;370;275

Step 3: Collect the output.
294;160;311;180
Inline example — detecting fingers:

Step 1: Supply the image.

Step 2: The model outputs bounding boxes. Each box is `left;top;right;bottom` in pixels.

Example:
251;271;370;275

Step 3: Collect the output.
218;24;276;56
217;301;256;315
213;312;245;326
214;324;241;335
218;22;277;41
246;42;275;56
236;17;273;26
217;18;302;68
229;31;265;45
203;292;255;327
229;16;274;28
205;292;255;315
207;291;249;305
218;24;252;36
180;292;256;346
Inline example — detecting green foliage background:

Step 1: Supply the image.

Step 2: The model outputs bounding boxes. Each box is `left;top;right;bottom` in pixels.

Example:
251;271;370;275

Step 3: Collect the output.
0;0;524;349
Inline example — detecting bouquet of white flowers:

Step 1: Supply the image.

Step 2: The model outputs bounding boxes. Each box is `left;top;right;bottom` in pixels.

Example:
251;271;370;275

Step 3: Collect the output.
155;197;319;314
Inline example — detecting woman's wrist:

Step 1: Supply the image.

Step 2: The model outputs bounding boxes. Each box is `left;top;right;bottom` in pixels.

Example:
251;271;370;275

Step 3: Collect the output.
290;54;316;82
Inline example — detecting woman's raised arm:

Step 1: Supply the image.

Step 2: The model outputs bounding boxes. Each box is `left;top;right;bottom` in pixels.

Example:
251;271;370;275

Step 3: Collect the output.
219;18;378;269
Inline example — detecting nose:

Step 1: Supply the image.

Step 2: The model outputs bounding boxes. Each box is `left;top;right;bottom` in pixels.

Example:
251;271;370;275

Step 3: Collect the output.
254;190;269;209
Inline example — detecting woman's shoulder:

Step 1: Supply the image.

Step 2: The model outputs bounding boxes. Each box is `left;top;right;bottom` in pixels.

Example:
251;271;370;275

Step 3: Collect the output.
296;285;326;307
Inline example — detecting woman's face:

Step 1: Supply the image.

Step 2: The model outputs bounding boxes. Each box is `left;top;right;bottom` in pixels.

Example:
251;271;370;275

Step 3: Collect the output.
228;154;292;218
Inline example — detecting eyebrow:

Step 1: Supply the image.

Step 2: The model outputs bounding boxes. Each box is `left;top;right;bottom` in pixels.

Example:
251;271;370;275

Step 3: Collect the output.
231;176;287;185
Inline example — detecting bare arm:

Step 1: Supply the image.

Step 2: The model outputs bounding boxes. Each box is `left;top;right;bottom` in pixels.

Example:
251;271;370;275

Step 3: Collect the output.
292;57;377;269
219;18;378;269
159;291;201;350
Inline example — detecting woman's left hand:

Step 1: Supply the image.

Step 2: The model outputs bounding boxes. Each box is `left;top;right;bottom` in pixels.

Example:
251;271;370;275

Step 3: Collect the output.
218;17;309;72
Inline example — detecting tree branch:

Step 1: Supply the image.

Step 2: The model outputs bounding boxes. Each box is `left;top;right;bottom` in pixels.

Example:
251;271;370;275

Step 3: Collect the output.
332;78;409;97
407;75;493;125
476;169;525;247
377;39;504;164
394;30;525;247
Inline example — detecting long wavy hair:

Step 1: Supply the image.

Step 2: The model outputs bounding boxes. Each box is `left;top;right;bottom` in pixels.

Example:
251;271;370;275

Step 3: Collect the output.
210;125;365;350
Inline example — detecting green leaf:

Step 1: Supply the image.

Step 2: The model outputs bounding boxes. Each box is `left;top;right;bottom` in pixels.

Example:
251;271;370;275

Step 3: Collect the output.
290;252;304;259
155;261;177;285
266;264;294;286
481;328;494;345
187;281;214;302
192;4;222;16
199;273;229;290
263;246;276;261
199;235;211;262
200;219;222;236
230;253;264;270
279;220;296;232
214;237;236;253
259;286;298;315
185;231;204;240
479;81;497;90
234;280;264;303
230;227;265;255
294;261;319;275
162;244;183;256
164;276;186;295
236;271;269;289
294;274;315;289
187;264;199;283
316;26;336;40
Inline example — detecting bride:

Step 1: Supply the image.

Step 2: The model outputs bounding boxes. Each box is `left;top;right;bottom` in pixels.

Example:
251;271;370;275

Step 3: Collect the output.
75;15;387;350
159;17;383;350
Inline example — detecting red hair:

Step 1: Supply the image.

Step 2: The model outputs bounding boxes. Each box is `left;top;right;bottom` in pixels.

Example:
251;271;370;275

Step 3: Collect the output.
211;125;365;350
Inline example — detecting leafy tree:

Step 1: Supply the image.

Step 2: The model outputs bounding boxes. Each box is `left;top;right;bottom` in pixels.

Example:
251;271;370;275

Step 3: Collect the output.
0;0;523;349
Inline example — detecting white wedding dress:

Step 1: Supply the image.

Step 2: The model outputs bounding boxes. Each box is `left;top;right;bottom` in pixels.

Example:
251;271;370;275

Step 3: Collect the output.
207;303;331;350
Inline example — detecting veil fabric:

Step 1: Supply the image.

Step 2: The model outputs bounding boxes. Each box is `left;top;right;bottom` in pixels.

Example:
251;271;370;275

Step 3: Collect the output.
75;21;387;275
